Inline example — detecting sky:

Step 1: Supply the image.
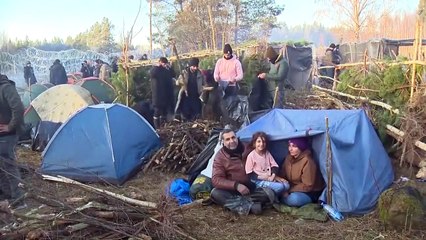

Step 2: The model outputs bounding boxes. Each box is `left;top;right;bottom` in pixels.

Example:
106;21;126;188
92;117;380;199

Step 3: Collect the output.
0;0;419;46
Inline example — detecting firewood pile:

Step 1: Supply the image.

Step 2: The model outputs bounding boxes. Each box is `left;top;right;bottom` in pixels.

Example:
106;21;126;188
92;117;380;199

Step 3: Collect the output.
0;175;196;240
144;120;222;173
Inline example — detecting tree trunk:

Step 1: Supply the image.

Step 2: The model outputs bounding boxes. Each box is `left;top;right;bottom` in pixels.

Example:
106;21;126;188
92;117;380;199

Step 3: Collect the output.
149;0;153;60
207;5;216;51
234;2;240;45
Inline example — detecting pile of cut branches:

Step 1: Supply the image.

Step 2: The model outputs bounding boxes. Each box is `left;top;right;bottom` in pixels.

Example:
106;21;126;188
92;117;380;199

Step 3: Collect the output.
0;175;194;240
144;120;221;173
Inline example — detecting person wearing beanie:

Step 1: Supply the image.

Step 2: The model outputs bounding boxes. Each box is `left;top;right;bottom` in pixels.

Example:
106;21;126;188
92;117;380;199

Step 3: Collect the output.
321;43;337;82
150;57;176;129
175;57;205;121
213;43;243;125
213;43;243;95
258;46;289;109
279;137;325;207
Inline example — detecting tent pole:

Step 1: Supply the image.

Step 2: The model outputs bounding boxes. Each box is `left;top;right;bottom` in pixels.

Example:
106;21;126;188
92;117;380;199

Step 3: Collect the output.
325;117;333;204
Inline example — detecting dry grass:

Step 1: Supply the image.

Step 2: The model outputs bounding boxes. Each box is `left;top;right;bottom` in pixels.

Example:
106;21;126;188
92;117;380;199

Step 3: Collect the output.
9;147;425;240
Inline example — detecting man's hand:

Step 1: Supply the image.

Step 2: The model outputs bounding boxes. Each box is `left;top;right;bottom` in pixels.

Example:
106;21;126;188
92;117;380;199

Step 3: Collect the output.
229;78;236;84
0;124;10;133
258;73;266;79
236;183;250;195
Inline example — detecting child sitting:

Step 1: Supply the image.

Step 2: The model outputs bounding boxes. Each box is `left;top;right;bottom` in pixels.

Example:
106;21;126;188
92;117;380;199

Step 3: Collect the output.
245;131;289;194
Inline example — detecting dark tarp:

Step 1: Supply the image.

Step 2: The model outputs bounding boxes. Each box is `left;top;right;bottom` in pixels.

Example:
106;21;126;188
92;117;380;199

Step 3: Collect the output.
284;45;313;90
339;39;401;63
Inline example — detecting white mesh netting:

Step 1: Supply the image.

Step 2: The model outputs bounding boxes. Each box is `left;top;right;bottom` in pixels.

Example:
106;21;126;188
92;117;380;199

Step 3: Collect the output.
0;47;111;88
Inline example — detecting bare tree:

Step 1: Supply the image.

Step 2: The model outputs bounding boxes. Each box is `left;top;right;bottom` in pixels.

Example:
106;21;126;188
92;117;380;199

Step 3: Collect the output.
323;0;390;42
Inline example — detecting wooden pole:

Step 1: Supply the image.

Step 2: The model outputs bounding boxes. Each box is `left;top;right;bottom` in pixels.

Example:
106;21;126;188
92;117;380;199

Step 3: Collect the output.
325;117;333;205
410;19;420;101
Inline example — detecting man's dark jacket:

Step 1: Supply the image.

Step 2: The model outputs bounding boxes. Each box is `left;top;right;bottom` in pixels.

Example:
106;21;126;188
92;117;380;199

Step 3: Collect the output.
0;75;24;136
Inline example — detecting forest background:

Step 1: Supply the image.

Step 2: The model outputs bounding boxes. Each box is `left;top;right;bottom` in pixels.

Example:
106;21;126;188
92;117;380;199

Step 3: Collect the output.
0;0;419;57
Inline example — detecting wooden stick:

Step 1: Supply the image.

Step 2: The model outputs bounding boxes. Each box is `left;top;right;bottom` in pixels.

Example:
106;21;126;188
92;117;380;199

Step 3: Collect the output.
313;85;400;114
42;175;157;208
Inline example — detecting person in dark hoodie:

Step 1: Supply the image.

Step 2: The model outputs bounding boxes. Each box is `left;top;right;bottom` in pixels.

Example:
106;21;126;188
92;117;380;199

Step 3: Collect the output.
258;46;289;108
0;74;26;209
23;61;37;86
49;59;67;85
150;57;176;129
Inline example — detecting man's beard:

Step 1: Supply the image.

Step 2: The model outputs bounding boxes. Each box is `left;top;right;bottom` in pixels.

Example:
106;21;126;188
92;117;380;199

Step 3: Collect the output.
223;140;244;158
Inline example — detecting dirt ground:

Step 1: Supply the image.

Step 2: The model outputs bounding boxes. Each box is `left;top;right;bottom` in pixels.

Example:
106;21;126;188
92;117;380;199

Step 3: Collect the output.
8;146;425;240
1;89;424;239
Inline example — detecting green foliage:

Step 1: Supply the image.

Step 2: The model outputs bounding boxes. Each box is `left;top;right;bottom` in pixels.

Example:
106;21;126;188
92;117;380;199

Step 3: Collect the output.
110;67;135;106
133;66;152;102
199;56;219;70
285;40;312;47
336;64;412;140
110;65;153;106
241;53;270;93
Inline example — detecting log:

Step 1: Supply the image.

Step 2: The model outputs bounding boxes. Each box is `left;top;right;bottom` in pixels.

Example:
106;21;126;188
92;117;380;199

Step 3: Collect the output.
386;125;426;152
42;175;157;209
313;85;400;114
65;223;90;234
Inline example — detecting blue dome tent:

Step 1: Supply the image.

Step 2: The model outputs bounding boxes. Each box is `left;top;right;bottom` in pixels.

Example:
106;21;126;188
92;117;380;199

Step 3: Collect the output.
41;103;161;185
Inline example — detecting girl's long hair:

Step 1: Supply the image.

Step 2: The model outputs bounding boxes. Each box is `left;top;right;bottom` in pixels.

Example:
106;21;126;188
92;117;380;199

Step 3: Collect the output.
248;131;269;154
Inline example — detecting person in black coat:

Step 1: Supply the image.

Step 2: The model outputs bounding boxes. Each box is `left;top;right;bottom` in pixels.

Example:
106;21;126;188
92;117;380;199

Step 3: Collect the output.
248;76;273;112
150;57;175;129
80;61;91;78
23;61;37;86
49;59;67;85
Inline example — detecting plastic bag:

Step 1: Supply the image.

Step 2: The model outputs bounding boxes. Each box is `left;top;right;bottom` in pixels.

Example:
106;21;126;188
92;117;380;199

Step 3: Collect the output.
224;195;254;216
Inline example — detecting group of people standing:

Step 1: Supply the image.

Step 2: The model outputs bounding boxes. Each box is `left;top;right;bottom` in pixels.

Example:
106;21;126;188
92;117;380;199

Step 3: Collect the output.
211;129;324;214
23;58;116;87
149;43;290;129
80;59;114;81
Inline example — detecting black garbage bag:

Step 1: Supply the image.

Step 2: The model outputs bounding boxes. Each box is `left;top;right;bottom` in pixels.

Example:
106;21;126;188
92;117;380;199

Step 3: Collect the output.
187;128;222;183
224;195;254;216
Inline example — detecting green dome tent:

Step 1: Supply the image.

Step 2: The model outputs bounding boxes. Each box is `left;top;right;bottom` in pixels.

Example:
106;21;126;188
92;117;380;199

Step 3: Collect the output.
75;77;116;103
